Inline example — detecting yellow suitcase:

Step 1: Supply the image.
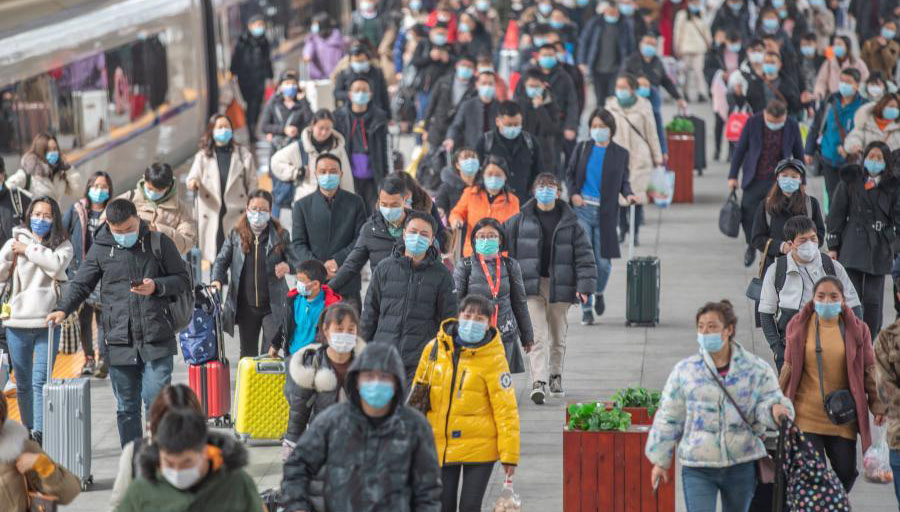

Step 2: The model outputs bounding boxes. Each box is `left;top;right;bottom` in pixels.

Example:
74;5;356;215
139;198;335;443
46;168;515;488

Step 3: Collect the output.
233;357;289;441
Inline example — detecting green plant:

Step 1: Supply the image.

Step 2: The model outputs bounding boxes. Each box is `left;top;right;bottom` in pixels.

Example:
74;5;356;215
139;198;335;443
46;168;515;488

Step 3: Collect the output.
567;403;632;432
611;387;662;416
666;117;694;134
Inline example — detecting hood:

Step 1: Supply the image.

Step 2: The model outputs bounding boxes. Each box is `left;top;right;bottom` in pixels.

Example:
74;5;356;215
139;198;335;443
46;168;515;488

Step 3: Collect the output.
345;343;407;415
839;163;899;188
289;337;367;389
436;318;502;352
93;219;151;248
138;430;249;483
286;284;343;305
0;419;29;463
136;178;178;206
440;165;467;190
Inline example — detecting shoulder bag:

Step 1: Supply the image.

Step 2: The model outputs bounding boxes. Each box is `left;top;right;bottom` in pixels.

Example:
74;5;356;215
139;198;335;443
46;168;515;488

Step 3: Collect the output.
406;340;440;414
745;239;772;301
814;317;856;425
24;475;58;512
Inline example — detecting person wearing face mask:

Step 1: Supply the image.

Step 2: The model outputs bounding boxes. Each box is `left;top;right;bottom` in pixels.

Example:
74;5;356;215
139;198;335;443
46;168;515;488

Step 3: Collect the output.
118;408;264;511
50;199;190;448
673;0;711;102
805;0;835;52
711;0;752;43
779;276;885;493
453;219;533;373
704;30;745;160
228;14;274;144
210;190;294;359
187;114;258;262
303;12;347;80
411;23;456;121
567;109;637;324
281;343;441;512
465;0;502;47
436;148;480;217
814;35;870;101
795;33;824;108
444;71;502;152
334;44;391;117
360;211;458;384
124;163;196;255
64;171;112;378
647;300;793;512
845;93;900;157
0;196;72;444
259;72;313;208
743;51;802;116
577;4;636;105
759;216;861;372
827;142;900;338
11;133;81;205
350;0;393;52
271;260;342;360
449;156;521;257
456;12;493;59
412;294;521;512
476;101;543;203
515;43;580;150
850;0;896;43
862;73;889;103
516;69;563;178
862;21;900;80
291;154;367;311
424;54;478;153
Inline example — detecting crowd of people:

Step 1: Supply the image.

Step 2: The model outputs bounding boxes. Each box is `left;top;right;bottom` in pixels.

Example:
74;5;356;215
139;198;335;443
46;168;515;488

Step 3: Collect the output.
1;0;900;511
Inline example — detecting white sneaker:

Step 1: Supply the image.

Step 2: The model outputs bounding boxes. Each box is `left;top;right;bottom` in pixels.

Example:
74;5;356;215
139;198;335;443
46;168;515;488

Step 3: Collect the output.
530;381;546;405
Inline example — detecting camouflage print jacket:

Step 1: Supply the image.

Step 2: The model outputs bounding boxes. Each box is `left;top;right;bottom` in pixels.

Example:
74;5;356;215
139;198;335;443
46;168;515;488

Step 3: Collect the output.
875;321;900;449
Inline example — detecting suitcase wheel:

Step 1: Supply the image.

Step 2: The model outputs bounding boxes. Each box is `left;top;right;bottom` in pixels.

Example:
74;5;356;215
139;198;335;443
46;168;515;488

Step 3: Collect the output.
236;432;250;444
81;475;93;491
625;321;632;327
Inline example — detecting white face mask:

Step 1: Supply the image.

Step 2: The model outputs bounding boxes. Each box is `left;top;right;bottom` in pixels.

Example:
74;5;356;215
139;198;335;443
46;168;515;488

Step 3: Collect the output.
795;240;818;263
161;464;203;490
328;332;357;353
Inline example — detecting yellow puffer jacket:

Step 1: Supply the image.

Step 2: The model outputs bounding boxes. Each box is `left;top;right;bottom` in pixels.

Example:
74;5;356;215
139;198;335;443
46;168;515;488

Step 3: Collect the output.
413;319;520;466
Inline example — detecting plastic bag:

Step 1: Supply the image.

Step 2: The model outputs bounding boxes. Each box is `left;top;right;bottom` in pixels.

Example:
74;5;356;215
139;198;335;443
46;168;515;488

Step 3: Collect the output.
648;168;675;208
863;421;893;483
493;477;522;512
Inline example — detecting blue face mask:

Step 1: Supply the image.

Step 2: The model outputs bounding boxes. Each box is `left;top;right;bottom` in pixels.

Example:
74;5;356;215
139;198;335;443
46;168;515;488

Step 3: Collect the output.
615;89;635;106
762;63;779;76
762;18;779;33
457;319;489;344
800;46;816;57
317;173;341;190
728;2;742;13
814;301;842;320
484;175;506;191
538;3;553;15
45;151;59;166
247;210;270;227
526;86;543;99
640;44;657;58
636;86;651;98
476;0;491;11
281;84;299;98
310;23;320;34
458;22;472;33
459;158;480;176
250;26;266;38
474;237;500;256
113;231;139;248
590;127;610;143
865;159;886;175
549;20;565;29
533;37;547;48
576;0;589;6
777;176;801;194
765;120;785;131
697;332;725;353
838;82;855;98
88;188;109;204
30;217;51;237
535;186;557;204
688;5;701;14
213;128;233;144
883;28;897;40
538;55;557;69
748;51;764;63
380;205;405;223
144;185;164;202
833;45;847;59
359;380;395;408
809;0;824;6
350;61;370;74
499;125;521;139
883;107;900;121
604;14;619;24
404;233;431;255
350;91;371;105
478;85;496;100
431;33;448;46
619;3;635;16
771;0;784;8
728;43;742;53
456;66;474;80
296;281;312;296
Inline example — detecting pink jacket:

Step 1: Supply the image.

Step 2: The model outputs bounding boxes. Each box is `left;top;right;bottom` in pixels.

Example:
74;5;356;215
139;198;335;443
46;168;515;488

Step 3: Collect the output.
814;57;869;100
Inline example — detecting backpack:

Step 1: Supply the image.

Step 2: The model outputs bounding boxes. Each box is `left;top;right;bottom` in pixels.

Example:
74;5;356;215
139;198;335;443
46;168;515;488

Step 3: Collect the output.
150;231;194;332
773;252;835;296
271;140;308;208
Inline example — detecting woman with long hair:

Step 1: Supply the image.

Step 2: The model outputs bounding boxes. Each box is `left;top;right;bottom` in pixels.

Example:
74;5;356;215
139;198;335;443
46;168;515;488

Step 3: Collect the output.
9;133;82;203
448;156;521;257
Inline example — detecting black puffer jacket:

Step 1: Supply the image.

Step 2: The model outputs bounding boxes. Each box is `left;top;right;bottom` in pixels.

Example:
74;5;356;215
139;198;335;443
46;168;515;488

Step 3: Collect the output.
258;93;313;152
453;255;532;373
328;210;403;293
434;165;467;215
424;72;476;146
229;32;273;95
333;105;390;185
827;163;900;276
282;343;441;512
504;200;597;303
360;244;458;371
56;221;190;366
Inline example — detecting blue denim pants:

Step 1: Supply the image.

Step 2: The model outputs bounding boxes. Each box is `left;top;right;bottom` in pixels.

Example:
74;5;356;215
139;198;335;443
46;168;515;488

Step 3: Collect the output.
7;326;60;433
650;87;668;154
574;205;612;304
890;449;900;505
682;461;757;512
108;355;173;447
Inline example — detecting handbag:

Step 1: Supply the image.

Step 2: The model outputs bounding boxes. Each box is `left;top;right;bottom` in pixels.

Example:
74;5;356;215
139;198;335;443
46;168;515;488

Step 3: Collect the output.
704;362;777;484
745;239;772;301
813;317;857;425
24;475;59;512
718;191;742;238
406;340;440;415
778;418;850;511
59;305;82;355
725;109;750;142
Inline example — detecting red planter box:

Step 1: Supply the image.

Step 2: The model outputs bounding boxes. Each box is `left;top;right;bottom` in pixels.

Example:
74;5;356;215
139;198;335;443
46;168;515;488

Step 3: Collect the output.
563;427;675;512
666;133;694;204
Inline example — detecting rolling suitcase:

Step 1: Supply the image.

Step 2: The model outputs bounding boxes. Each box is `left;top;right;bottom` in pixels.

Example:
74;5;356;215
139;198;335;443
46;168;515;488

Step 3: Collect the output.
685;115;707;174
42;323;93;490
625;205;660;327
233;356;289;442
188;286;231;427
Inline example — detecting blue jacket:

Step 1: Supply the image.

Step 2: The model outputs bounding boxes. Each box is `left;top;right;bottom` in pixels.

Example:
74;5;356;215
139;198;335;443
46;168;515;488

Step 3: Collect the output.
728;113;804;189
577;17;634;71
805;93;865;166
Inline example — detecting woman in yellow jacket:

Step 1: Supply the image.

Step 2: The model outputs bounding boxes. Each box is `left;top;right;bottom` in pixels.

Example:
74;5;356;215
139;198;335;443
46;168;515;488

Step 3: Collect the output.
413;294;520;512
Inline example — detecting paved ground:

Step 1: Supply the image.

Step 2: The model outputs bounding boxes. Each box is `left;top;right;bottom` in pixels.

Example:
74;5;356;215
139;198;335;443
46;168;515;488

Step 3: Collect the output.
64;99;898;511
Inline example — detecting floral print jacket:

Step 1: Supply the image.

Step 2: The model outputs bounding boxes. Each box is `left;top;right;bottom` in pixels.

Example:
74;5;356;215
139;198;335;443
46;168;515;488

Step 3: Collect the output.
645;341;794;469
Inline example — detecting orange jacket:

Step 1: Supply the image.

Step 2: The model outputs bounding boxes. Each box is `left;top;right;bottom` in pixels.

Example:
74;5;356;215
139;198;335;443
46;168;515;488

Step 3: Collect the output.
448;186;520;256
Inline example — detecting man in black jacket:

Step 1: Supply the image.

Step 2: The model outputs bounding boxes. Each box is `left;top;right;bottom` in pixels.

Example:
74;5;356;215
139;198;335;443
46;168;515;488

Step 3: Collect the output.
334;43;391;117
411;23;455;121
0;161;27;354
444;71;501;151
360;211;458;384
48;199;190;447
517;70;562;179
424;54;477;147
515;44;579;143
229;14;273;143
292;154;367;310
476;101;543;203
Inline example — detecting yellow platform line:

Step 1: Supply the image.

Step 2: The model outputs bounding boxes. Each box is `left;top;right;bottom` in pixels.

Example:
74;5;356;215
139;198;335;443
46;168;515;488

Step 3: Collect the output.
5;351;86;422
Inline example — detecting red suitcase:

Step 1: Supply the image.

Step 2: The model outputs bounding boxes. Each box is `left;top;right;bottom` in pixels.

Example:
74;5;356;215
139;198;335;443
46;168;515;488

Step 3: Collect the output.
188;286;231;427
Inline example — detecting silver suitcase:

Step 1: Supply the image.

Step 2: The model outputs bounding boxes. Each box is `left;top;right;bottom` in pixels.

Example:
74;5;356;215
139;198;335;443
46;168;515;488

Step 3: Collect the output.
42;324;92;490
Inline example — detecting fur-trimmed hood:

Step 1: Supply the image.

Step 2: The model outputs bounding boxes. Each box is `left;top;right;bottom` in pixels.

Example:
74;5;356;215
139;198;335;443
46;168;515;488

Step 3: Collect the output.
289;338;367;391
138;430;248;483
0;420;29;463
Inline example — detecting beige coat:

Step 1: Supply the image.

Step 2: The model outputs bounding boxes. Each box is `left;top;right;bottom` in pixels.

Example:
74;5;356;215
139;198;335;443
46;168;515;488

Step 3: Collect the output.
0;228;73;328
9;153;82;205
119;184;197;254
186;145;257;262
605;96;662;203
0;419;81;512
673;10;711;57
269;128;354;203
861;38;900;79
844;103;900;154
814;56;869;100
809;8;835;51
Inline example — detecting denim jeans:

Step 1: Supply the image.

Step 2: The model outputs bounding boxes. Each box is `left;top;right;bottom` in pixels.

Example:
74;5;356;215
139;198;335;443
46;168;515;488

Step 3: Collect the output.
650;87;668;154
890;449;900;505
108;355;174;447
7;326;60;432
682;461;756;512
574;206;611;304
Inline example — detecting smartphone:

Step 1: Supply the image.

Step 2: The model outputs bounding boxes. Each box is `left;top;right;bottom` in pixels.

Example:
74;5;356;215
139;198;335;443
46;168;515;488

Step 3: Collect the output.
131;279;143;288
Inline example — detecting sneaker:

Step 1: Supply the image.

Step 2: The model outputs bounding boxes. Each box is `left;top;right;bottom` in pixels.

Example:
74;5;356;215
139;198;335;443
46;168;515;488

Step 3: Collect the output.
30;430;42;447
94;359;109;379
81;357;96;376
549;375;565;397
594;294;605;317
744;246;756;267
581;310;595;326
530;381;546;405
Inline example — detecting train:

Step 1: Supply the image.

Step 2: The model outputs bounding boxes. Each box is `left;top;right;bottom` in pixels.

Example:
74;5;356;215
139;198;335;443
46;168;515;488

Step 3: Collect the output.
0;0;351;199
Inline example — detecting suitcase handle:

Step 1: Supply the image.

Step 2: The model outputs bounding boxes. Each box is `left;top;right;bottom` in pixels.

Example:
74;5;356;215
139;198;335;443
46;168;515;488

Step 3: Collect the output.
256;361;285;374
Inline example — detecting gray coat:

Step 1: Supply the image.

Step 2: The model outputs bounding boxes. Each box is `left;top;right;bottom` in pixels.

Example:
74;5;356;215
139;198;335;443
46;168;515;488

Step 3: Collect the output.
328;211;402;293
446;97;500;149
504;200;597;303
281;343;441;512
453;256;532;373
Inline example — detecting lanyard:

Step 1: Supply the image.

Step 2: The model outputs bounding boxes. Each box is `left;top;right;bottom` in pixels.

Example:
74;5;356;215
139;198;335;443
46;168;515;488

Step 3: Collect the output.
478;255;502;326
351;117;368;151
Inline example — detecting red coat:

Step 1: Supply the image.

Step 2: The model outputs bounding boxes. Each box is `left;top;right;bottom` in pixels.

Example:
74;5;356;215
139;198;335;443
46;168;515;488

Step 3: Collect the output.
782;301;884;451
